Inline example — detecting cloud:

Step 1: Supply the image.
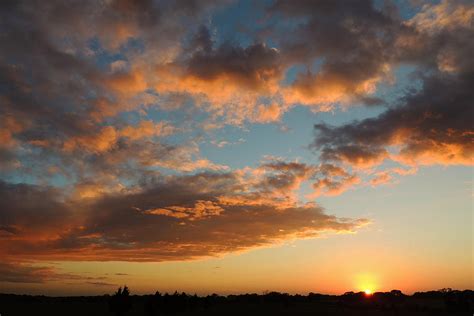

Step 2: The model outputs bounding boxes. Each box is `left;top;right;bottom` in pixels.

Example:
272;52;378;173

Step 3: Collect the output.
119;120;176;140
63;121;176;154
312;73;474;169
269;0;400;108
311;164;361;197
396;0;474;74
0;262;109;284
86;281;117;287
63;126;119;154
369;172;393;187
186;45;281;92
153;36;285;125
305;0;473;191
0;263;58;284
0;168;368;263
0;181;74;238
142;200;224;220
257;160;316;196
255;103;283;123
408;0;473;33
0;0;221;162
0;115;24;148
1;0;471;282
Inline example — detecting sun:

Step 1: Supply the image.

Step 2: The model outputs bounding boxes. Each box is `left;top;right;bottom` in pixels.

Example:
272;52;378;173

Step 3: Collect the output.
355;273;378;296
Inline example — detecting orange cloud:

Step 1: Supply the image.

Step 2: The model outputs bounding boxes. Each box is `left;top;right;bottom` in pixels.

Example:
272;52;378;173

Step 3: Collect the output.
283;67;388;110
313;74;474;171
0;170;368;263
143;200;224;220
63;126;118;154
154;65;281;125
61;120;175;155
103;69;147;95
0;116;24;148
119;120;176;140
370;172;392;187
255;103;283;123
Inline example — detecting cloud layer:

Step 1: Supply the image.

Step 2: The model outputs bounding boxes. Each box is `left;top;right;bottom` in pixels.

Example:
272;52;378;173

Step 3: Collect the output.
0;168;368;263
0;0;472;283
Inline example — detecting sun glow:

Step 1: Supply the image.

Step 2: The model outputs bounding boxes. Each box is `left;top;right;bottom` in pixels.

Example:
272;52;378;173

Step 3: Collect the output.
355;273;378;296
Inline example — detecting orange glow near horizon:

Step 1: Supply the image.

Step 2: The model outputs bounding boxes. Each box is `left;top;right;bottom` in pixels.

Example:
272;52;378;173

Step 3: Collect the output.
355;273;378;295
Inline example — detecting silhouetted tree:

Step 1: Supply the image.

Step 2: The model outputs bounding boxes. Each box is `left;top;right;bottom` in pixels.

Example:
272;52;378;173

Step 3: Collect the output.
390;289;404;296
3;289;473;315
109;286;132;316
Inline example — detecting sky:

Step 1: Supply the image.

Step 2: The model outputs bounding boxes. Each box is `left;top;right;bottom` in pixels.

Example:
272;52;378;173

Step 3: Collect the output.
0;0;472;296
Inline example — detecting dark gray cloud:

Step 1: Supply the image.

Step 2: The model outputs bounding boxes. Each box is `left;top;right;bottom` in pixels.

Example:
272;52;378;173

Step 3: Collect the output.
0;181;73;236
312;164;360;196
0;262;109;284
395;0;474;73
306;0;474;169
184;26;282;91
257;161;315;193
269;0;404;105
0;262;58;283
313;72;474;168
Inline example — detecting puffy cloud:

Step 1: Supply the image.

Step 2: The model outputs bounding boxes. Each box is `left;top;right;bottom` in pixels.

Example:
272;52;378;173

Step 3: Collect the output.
0;0;221;159
311;164;360;197
282;66;390;108
396;0;474;74
124;141;229;172
269;0;401;108
119;120;176;140
153;36;285;125
408;0;474;33
103;69;148;95
63;126;118;154
312;73;474;169
257;160;316;197
306;0;474;190
255;103;283;123
185;42;282;93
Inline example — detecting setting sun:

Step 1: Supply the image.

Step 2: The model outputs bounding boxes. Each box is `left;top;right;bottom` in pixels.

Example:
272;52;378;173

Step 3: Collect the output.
355;273;378;296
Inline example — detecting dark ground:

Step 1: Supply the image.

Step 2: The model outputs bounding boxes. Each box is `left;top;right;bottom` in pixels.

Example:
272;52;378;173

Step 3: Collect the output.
0;289;472;316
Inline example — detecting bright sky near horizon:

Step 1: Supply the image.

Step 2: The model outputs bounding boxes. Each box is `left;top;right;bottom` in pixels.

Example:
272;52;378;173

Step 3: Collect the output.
0;0;472;296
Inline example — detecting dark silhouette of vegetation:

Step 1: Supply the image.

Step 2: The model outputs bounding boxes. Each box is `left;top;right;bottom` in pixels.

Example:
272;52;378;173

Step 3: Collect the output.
0;288;472;316
109;286;132;316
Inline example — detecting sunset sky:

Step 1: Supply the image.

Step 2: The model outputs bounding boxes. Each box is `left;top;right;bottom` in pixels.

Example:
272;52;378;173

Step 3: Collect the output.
0;0;472;296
